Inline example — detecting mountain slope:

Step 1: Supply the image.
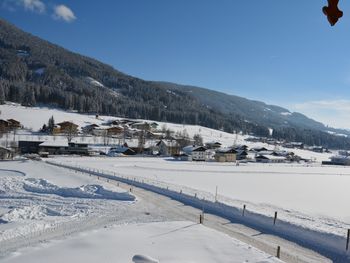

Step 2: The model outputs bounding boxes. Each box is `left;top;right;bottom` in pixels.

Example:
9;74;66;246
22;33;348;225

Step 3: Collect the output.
0;18;349;148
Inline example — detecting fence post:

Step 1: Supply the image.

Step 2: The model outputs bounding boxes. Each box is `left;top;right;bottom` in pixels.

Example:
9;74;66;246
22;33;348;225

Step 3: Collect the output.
276;246;281;258
242;204;246;216
215;186;218;202
347;229;350;251
274;211;278;225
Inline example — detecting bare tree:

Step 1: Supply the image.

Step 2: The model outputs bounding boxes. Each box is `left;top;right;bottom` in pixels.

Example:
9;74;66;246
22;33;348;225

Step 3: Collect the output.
64;124;78;143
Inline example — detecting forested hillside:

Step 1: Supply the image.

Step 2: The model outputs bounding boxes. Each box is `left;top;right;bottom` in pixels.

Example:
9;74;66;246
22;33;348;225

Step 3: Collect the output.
1;18;350;148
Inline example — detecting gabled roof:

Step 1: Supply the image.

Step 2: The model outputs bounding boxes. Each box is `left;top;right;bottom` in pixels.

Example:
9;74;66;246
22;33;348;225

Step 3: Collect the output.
7;119;20;124
156;140;179;147
216;147;237;154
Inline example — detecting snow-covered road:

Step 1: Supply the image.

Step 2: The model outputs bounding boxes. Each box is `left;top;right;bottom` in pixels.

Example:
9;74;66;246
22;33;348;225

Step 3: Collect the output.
46;159;334;263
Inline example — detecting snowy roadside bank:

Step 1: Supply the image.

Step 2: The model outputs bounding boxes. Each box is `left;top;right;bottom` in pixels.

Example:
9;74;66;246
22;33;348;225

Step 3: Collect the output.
1;221;283;263
46;160;350;262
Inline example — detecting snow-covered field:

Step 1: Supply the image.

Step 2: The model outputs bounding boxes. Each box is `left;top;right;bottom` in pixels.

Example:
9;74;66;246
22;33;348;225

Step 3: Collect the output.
0;160;136;244
55;156;350;234
0;160;284;262
2;221;281;263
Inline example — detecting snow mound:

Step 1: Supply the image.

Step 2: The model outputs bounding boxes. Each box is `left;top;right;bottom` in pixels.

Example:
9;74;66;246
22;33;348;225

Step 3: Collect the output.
23;178;135;201
1;205;63;222
132;255;159;263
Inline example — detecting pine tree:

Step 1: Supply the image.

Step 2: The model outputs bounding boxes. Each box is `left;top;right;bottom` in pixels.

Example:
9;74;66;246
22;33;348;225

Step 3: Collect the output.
48;116;55;134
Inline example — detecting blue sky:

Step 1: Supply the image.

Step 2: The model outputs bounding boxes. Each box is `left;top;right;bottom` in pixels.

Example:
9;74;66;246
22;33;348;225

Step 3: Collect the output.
1;0;350;128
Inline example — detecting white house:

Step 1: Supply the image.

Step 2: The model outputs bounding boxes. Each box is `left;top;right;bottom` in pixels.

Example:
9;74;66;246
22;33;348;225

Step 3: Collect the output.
182;145;207;161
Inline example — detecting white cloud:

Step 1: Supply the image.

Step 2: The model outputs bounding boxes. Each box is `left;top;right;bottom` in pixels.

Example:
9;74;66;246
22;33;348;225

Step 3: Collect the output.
291;99;350;129
53;4;76;22
21;0;45;13
1;0;45;13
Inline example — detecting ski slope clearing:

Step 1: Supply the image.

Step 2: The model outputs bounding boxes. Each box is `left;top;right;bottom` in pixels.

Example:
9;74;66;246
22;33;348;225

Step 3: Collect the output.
57;156;350;233
2;221;282;263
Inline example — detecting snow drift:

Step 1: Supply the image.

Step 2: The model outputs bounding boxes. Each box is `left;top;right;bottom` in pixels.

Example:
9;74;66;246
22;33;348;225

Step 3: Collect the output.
23;178;135;201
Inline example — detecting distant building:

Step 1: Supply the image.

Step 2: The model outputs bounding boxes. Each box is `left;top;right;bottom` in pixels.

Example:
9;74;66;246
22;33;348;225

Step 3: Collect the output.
0;146;14;160
323;156;350;166
18;141;43;154
82;124;99;134
310;146;324;153
205;142;222;150
107;126;124;135
56;121;79;133
183;145;207;161
251;147;268;152
108;146;136;156
255;154;286;163
38;141;89;155
156;140;180;156
7;119;21;129
283;142;304;149
214;148;237;162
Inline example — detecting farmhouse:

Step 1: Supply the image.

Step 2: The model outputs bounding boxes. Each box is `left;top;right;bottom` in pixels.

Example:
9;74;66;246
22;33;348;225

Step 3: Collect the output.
255;154;286;163
214;148;237;162
7;119;21;129
82;124;99;134
156;140;180;156
56;121;79;133
0;119;9;130
205;141;222;149
183;145;207;161
236;150;248;160
107;126;124;135
108;146;135;156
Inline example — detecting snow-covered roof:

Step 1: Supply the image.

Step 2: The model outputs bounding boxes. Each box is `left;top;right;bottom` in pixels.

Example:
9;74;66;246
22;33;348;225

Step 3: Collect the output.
183;145;207;154
39;141;68;147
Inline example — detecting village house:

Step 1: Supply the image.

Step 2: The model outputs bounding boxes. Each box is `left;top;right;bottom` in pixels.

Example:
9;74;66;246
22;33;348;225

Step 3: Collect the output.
82;124;100;134
149;122;159;131
183;145;207;161
283;142;304;149
0;146;14;160
251;147;269;153
108;146;136;156
0;119;9;131
155;140;180;156
205;141;222;150
236;150;248;160
131;122;151;131
7;119;21;129
214;148;237;162
0;119;22;131
107;126;124;136
56;121;79;133
255;154;286;163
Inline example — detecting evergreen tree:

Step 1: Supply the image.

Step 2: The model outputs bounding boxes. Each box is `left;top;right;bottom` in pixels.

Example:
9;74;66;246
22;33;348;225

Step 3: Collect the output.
47;116;55;134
